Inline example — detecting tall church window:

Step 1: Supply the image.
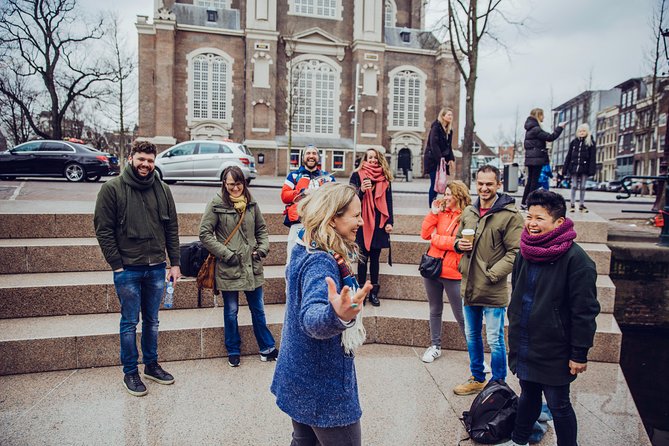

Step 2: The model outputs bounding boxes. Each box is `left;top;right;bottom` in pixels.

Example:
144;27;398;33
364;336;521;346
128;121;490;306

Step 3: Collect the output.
384;0;396;28
291;0;338;19
389;68;424;130
290;59;339;135
191;53;231;121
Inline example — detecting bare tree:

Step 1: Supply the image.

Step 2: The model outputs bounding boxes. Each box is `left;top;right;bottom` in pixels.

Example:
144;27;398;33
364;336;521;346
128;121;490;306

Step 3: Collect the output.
100;11;136;161
281;32;307;156
0;0;113;140
434;0;520;185
0;69;36;145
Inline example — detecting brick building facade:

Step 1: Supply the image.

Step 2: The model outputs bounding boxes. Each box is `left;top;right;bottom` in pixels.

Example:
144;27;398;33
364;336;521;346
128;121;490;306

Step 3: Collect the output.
135;0;461;178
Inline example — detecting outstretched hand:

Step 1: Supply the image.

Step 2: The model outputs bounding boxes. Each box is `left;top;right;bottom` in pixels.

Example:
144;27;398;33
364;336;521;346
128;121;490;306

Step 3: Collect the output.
325;277;373;322
569;360;587;375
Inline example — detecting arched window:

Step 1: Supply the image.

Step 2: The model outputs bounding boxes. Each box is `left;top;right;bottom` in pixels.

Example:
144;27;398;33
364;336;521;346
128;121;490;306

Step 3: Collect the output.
190;52;232;122
290;58;340;135
384;0;396;28
389;68;425;130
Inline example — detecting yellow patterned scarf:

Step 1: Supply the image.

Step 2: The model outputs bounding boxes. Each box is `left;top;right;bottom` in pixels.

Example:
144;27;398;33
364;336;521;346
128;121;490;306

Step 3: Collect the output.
229;195;247;214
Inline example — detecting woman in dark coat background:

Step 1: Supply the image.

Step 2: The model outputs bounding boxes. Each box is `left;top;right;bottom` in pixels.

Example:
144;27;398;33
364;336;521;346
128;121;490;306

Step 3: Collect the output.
521;108;565;209
424;107;455;207
350;148;393;306
562;123;597;212
503;189;600;446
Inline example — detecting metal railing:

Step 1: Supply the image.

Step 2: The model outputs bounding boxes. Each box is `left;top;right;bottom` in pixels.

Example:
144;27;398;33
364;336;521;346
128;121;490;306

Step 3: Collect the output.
616;174;669;247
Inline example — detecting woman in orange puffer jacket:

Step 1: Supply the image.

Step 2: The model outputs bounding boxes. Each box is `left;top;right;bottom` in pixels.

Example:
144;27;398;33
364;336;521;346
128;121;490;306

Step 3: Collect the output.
420;180;471;363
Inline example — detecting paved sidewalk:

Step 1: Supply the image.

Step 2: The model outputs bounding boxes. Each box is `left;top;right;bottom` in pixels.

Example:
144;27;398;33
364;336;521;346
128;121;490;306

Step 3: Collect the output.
0;345;649;446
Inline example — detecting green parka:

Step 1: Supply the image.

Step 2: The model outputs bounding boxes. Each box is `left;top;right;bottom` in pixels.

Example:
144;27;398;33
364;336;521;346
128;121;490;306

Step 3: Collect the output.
198;193;269;292
455;193;524;307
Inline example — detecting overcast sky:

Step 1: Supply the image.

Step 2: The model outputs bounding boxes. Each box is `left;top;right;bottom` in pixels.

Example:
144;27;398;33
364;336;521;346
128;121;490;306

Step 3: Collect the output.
79;0;655;145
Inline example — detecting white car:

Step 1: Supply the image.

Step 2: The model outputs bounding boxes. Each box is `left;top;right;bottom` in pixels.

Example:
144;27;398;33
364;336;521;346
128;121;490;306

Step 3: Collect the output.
155;140;257;184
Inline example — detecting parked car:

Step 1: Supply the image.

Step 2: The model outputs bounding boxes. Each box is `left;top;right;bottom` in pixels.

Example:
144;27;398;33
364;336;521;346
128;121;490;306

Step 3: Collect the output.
155;140;257;184
0;140;120;182
585;180;599;190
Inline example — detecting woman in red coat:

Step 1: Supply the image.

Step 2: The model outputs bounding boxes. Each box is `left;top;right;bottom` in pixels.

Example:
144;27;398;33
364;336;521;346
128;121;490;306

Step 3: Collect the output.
420;180;471;363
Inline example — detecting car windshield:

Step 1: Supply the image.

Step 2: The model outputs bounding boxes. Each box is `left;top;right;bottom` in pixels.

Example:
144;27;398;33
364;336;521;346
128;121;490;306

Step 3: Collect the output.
76;144;102;152
237;144;251;155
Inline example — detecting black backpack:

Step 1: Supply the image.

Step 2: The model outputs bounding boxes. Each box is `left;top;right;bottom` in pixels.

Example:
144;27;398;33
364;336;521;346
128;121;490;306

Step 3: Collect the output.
461;380;518;444
179;241;210;278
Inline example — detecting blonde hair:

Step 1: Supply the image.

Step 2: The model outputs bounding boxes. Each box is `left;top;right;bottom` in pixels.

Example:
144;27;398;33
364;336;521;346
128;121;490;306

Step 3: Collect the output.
442;180;471;211
439;107;453;134
576;123;594;147
529;108;544;122
356;148;394;181
297;182;360;264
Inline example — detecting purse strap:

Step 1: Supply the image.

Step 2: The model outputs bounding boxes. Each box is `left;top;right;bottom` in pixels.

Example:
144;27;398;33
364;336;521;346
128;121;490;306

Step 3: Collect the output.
223;209;246;245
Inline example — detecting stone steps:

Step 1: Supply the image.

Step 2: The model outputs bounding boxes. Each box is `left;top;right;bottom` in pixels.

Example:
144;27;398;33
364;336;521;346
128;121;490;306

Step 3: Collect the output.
0;301;621;375
0;235;612;275
0;265;616;319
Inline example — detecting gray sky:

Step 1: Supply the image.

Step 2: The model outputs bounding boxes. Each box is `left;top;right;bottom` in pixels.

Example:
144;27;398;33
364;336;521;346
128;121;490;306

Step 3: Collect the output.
79;0;654;145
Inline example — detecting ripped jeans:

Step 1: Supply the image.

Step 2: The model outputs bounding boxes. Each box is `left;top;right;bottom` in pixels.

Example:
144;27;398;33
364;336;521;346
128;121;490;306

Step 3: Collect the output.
113;264;166;375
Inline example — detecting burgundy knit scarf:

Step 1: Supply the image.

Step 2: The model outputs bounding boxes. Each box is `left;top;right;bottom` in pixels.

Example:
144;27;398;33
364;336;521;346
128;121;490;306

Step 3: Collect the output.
520;218;576;263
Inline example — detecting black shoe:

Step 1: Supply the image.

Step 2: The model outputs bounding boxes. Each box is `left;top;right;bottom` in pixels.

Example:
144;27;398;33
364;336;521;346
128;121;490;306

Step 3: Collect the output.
143;363;175;385
228;355;240;367
260;348;279;362
369;284;380;307
579;205;588;213
570;204;575;212
124;372;148;397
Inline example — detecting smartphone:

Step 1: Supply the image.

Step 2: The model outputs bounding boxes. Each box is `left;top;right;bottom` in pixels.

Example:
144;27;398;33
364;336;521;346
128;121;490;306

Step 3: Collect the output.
558;110;565;123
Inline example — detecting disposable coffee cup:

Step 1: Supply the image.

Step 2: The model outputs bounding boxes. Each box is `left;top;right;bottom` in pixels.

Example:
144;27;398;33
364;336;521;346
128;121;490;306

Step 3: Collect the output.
462;229;475;243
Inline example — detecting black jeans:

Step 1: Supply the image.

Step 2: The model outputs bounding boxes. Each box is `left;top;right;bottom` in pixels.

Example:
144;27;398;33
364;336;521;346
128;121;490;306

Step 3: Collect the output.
522;165;542;206
290;419;361;446
512;379;578;446
428;169;438;206
357;247;381;285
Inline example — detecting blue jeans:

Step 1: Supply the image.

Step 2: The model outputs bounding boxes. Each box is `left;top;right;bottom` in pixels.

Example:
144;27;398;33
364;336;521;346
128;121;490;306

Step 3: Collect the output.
513;380;577;446
428;170;438;207
113;264;166;375
221;286;275;356
463;305;507;382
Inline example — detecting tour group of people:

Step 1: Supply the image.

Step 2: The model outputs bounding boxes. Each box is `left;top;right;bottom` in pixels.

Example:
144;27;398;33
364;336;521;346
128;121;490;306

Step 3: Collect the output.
94;104;601;446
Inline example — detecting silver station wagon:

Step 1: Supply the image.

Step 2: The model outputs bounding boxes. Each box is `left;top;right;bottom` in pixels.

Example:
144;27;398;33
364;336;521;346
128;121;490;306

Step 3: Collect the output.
155;140;258;184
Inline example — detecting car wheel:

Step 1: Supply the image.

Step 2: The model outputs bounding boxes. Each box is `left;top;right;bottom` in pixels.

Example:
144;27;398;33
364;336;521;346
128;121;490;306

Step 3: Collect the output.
156;168;177;185
85;175;102;182
0;176;12;181
64;163;86;182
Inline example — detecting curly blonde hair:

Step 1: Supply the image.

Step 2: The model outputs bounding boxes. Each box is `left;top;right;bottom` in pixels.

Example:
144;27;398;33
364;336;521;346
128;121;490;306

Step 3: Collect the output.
356;148;394;181
440;180;471;211
297;182;360;264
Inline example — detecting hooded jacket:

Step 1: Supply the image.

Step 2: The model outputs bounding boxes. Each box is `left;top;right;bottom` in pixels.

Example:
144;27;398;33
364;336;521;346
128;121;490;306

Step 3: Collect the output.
455;193;523;307
420;207;463;280
198;193;269;292
423;120;454;174
563;137;597;176
523;117;563;167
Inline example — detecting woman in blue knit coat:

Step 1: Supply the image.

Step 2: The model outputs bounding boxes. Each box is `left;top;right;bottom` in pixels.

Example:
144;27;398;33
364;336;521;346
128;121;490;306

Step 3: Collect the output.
271;182;373;446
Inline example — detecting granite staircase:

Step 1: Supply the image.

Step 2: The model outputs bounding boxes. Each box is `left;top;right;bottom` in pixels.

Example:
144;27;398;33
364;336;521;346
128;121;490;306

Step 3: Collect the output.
0;204;621;375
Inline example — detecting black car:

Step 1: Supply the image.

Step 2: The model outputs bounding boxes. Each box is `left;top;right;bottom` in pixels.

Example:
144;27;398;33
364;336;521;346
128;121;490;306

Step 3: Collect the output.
0;140;120;182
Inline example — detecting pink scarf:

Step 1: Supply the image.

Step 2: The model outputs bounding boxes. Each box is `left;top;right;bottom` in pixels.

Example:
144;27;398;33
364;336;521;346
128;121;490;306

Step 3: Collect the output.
358;162;389;251
520;218;576;263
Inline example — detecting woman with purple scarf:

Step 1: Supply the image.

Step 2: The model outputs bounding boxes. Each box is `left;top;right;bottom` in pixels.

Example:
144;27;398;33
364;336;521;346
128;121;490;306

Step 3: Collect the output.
501;189;600;446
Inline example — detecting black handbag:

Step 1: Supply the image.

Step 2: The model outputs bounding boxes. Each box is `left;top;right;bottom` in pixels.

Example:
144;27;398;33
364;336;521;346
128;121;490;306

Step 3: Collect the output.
419;249;447;280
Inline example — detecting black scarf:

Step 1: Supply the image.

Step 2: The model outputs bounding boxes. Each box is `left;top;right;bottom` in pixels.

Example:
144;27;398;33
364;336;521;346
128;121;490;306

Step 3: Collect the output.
120;167;170;239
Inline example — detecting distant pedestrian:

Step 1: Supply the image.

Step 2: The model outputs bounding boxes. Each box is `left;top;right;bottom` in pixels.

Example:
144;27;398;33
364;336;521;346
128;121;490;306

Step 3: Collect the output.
420;180;470;363
349;148;394;307
562;124;596;213
500;189;600;446
94;140;181;397
521;108;565;209
538;164;552;190
424;107;456;207
272;182;373;446
199;166;277;368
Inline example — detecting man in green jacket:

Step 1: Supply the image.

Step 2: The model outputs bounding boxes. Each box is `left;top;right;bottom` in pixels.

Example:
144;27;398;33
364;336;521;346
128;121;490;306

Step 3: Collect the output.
94;141;181;397
452;165;524;395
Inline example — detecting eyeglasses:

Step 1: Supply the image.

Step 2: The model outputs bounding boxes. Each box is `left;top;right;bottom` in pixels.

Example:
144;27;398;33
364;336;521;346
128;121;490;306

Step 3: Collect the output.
225;182;244;190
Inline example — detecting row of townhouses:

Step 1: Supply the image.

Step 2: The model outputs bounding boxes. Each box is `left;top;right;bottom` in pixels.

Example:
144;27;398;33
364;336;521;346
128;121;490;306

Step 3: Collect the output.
551;76;669;182
135;0;461;178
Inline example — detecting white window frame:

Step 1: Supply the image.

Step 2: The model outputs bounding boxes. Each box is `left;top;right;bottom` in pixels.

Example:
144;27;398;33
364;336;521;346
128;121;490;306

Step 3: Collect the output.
384;0;397;28
387;66;426;131
287;54;342;137
288;0;342;20
332;150;345;171
195;0;229;8
186;48;234;127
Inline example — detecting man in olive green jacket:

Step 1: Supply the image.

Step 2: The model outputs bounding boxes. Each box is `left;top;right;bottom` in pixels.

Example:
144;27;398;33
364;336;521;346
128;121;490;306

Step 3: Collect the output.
452;165;523;396
94;141;180;397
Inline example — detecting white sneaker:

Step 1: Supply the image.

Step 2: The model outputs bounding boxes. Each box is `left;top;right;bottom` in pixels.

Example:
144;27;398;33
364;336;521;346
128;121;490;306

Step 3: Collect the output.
497;441;527;446
421;345;442;363
483;361;491;374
